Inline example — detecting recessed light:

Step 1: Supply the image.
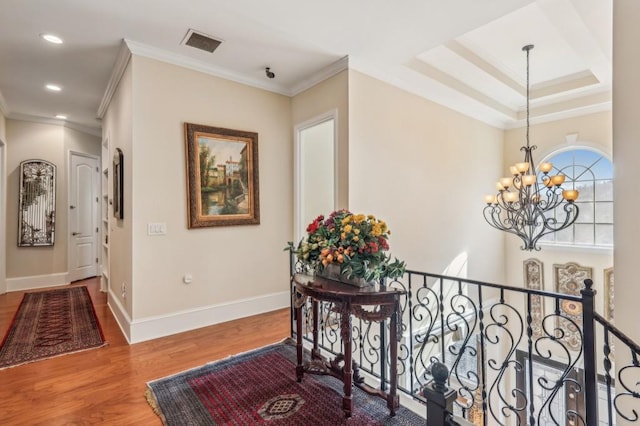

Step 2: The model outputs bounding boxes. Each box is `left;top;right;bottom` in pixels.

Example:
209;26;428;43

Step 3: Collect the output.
41;33;63;44
55;114;67;120
45;84;62;92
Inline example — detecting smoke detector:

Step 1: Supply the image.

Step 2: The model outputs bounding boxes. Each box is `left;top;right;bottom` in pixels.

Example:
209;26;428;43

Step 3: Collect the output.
182;29;222;53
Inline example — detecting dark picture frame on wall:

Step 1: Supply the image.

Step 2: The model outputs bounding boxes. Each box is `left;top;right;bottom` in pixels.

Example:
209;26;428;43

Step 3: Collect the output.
184;122;260;228
113;148;124;220
17;159;57;246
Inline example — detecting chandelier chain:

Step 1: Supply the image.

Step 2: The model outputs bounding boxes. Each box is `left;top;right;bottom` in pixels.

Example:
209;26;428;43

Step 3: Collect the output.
526;46;530;148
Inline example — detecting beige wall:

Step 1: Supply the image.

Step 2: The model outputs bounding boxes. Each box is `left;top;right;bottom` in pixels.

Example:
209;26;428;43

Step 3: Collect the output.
102;61;134;318
5;120;100;279
347;71;505;283
292;71;349;210
128;56;292;319
613;0;640;344
503;112;613;302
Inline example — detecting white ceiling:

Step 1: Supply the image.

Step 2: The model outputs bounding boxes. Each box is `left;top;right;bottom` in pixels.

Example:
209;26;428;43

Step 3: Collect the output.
0;0;611;136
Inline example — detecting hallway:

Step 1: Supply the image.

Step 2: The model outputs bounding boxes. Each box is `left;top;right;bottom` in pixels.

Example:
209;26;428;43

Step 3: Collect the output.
0;278;290;424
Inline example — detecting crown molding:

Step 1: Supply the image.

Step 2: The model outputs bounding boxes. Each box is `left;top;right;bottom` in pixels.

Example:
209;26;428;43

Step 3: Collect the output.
504;101;611;129
7;113;101;137
289;56;349;96
122;39;291;96
97;40;133;118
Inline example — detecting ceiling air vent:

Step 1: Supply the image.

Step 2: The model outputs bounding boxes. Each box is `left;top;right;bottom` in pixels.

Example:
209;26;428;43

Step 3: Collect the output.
182;29;222;53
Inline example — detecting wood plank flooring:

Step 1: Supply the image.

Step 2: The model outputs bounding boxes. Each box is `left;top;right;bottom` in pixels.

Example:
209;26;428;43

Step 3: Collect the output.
0;277;290;425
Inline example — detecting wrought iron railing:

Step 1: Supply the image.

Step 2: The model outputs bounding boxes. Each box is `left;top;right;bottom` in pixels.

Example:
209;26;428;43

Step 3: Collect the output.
289;255;640;425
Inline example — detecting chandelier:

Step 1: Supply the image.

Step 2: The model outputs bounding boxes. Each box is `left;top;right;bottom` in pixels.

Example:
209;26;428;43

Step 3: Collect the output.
483;44;579;251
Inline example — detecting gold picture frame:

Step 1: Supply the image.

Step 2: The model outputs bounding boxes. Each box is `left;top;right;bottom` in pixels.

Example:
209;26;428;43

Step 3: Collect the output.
184;123;259;228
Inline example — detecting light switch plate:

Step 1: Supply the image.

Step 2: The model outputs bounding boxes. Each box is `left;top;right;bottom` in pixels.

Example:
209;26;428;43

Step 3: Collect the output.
148;222;167;235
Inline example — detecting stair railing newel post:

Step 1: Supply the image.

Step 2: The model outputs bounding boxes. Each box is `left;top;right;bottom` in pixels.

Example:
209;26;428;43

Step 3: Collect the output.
581;278;598;426
424;362;458;426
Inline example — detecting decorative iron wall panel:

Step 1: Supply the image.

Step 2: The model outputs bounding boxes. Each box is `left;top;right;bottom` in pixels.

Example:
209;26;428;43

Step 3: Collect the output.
18;159;56;246
554;262;593;351
524;258;544;340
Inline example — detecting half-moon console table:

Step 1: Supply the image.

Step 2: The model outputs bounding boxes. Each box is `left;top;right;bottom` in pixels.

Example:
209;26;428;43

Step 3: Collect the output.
293;273;404;418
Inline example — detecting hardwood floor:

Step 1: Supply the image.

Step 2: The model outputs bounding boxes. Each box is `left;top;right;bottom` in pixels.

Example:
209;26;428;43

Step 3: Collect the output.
0;277;291;425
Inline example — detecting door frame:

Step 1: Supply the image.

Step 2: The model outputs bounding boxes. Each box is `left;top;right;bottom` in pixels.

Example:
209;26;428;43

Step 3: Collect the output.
0;138;5;294
67;150;100;282
293;109;338;242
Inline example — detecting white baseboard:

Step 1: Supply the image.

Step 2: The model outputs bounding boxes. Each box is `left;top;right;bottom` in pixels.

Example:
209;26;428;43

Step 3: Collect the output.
107;289;133;343
109;290;290;344
6;272;69;292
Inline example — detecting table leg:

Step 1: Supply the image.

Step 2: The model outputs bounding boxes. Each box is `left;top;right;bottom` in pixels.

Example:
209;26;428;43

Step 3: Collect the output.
295;301;304;382
388;298;400;416
312;300;320;359
340;304;353;418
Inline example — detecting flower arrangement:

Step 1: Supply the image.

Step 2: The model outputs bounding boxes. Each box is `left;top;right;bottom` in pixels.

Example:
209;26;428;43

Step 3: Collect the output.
288;210;406;282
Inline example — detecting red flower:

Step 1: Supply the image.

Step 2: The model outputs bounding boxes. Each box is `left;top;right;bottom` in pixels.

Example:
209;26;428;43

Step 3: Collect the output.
306;215;325;234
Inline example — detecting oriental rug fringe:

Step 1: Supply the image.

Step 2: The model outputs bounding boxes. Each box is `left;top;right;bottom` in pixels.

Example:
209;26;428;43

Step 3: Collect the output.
146;340;425;425
0;286;107;369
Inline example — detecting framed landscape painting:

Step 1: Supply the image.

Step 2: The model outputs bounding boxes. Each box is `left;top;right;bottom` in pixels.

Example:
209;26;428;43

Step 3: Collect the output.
184;123;260;228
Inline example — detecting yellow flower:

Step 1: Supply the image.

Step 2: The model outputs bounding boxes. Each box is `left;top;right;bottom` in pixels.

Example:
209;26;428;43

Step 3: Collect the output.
353;236;359;242
372;224;382;237
367;214;375;220
354;214;366;223
341;232;346;240
354;229;360;235
342;216;352;225
344;224;352;233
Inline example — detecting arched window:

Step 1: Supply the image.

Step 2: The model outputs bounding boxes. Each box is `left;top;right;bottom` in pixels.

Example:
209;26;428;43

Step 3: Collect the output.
540;148;613;247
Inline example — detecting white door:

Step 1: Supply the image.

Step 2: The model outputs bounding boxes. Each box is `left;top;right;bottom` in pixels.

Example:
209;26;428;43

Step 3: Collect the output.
68;152;99;282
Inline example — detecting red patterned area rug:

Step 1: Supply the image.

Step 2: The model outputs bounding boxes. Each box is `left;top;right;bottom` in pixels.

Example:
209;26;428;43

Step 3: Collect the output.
146;340;424;425
0;286;107;369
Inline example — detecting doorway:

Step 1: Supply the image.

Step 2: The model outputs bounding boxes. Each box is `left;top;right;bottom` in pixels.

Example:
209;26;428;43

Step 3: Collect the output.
68;151;100;282
294;111;336;241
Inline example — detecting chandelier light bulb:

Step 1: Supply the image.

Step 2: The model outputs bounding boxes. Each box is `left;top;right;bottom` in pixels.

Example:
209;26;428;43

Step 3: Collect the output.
522;175;537;187
509;165;519;176
562;189;579;202
504;192;519;203
500;177;512;189
550;175;566;186
515;162;530;173
539;162;553;173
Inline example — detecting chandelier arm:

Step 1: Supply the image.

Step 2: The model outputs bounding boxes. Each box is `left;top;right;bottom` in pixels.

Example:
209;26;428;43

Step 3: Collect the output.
484;206;523;234
540;204;580;233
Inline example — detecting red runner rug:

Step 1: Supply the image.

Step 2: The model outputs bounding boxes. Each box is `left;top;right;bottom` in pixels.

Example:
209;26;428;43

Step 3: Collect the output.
146;340;424;425
0;286;107;369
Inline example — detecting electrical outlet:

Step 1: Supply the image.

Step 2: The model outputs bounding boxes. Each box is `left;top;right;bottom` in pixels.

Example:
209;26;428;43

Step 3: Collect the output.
121;282;127;299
